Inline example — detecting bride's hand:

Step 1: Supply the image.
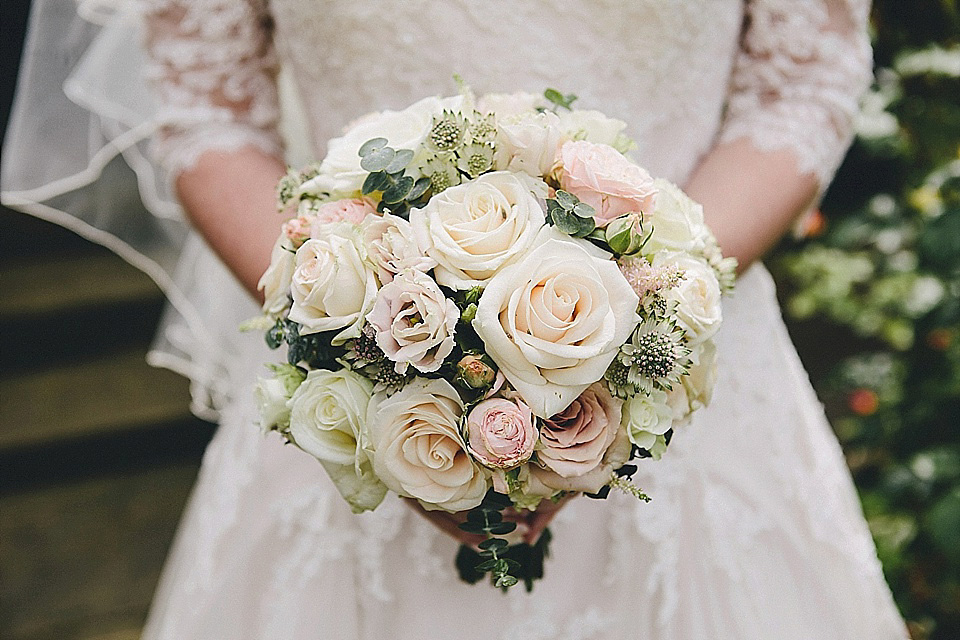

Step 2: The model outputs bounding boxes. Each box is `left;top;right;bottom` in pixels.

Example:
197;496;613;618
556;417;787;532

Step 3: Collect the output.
403;495;572;547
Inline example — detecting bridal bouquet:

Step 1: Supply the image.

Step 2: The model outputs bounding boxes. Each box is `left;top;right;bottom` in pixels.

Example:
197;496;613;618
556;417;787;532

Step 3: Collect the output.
252;88;736;590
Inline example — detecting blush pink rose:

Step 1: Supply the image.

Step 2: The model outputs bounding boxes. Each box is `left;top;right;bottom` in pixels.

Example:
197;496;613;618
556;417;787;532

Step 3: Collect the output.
538;383;621;478
558;140;658;227
466;398;537;469
310;198;376;234
282;215;312;246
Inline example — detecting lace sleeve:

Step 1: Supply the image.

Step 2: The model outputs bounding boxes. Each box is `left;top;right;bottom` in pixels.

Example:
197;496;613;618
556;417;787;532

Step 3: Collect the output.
719;0;873;185
142;0;283;177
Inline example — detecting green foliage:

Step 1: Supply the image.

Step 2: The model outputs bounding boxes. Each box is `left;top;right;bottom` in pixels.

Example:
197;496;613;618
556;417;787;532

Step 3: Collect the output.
546;190;596;237
771;4;960;637
358;138;427;217
543;88;578;111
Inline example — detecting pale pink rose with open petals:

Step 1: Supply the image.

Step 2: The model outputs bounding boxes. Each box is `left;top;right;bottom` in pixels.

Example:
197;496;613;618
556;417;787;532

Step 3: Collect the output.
538;383;621;478
282;216;312;245
466;398;537;469
366;269;459;374
310;198;376;234
558;140;657;227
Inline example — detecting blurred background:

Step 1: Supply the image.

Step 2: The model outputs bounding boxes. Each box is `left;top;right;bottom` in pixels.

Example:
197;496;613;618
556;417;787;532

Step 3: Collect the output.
1;1;958;638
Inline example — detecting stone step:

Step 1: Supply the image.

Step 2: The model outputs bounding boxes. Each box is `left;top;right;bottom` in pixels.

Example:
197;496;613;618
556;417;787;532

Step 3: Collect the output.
0;348;197;453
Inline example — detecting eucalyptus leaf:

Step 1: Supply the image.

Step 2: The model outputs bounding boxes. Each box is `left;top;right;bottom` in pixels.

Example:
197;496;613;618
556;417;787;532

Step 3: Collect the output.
362;171;390;195
385;148;415;174
383;175;415;204
478;538;509;551
458;521;486;535
360;146;397;172
487;521;517;535
573;201;596;219
407;176;431;201
475;558;499;572
496;575;519;588
555;190;577;209
358;137;388;157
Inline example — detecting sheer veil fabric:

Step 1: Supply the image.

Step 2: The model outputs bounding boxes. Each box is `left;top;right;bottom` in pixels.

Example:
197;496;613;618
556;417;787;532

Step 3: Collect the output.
2;1;910;638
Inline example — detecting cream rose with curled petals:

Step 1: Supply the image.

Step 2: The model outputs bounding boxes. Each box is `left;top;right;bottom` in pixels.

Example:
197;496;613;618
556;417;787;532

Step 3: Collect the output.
558;140;658;227
466;398;537;469
538;383;622;478
366;269;459;374
644;178;708;253
623;388;674;450
258;235;296;316
409;171;546;290
362;214;436;285
287;368;386;512
473;232;640;418
653;251;722;345
288;227;378;344
369;378;489;512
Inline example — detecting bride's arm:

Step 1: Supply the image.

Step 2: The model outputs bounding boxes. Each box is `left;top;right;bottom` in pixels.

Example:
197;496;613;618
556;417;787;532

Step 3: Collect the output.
688;0;872;272
144;0;286;299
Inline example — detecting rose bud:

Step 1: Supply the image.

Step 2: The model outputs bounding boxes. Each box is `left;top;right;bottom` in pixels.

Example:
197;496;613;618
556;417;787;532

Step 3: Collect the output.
456;354;497;389
466;398;537;469
604;212;644;255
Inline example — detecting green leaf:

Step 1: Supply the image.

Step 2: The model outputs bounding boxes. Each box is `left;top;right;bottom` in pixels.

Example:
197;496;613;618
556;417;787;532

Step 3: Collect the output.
572;201;596;219
495;575;519;588
555;190;577;209
487;521;517;535
407;176;431;201
475;558;499;572
544;88;578;111
385;148;415;174
383;175;415;204
358;137;388;157
478;538;509;552
458;521;486;535
360;146;397;172
362;171;390;195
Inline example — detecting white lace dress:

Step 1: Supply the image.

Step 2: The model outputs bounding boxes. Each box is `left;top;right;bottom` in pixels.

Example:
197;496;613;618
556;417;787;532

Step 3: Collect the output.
139;1;909;638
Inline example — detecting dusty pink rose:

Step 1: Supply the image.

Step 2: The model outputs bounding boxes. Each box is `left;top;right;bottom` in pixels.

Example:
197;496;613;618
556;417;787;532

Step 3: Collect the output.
466;398;537;469
538;384;621;478
362;213;436;285
558;140;657;226
366;269;459;374
310;198;376;234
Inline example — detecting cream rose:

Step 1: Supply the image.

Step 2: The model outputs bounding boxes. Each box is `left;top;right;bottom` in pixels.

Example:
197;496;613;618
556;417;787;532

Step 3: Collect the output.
369;377;489;511
258;235;296;315
287;368;386;512
466;398;537;469
299;95;464;197
362;213;436;284
558;140;658;226
255;376;293;432
409;171;545;290
493;110;565;176
667;341;719;420
288;227;379;344
473;229;640;418
558;109;629;149
644;178;708;253
653;251;722;345
623;388;674;450
538;383;622;478
366;269;459;374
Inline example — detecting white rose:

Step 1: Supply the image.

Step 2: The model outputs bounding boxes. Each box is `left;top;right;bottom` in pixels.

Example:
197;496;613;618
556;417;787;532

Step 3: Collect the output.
410;171;545;290
287;368;386;512
257;234;296;315
255;377;293;432
654;251;722;345
477;91;543;117
300;95;464;198
558;109;628;148
369;377;489;511
473;229;640;418
493;110;565;176
362;213;436;285
645;178;708;253
288;226;378;344
667;341;719;419
622;388;674;450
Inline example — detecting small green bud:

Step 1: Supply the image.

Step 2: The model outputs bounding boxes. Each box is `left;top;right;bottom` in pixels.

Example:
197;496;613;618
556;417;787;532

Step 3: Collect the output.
460;302;478;325
605;213;644;255
456;354;497;389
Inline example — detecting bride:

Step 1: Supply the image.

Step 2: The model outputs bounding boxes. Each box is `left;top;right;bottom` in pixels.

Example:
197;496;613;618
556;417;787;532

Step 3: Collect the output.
2;0;909;638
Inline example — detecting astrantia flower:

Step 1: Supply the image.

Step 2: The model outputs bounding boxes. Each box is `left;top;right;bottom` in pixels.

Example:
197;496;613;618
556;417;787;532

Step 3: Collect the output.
618;317;692;394
458;142;495;178
426;110;467;152
420;152;461;193
467;111;497;144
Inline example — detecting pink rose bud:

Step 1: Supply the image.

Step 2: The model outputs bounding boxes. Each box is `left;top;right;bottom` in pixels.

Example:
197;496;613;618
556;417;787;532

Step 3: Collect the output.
456;354;496;389
310;198;377;234
282;216;312;246
466;398;537;469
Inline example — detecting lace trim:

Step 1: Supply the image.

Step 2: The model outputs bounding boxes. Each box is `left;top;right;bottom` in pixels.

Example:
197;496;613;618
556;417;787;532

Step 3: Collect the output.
720;0;872;184
142;0;284;174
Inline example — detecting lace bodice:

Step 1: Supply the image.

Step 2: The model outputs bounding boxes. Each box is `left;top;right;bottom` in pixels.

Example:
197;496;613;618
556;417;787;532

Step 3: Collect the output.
143;0;872;186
